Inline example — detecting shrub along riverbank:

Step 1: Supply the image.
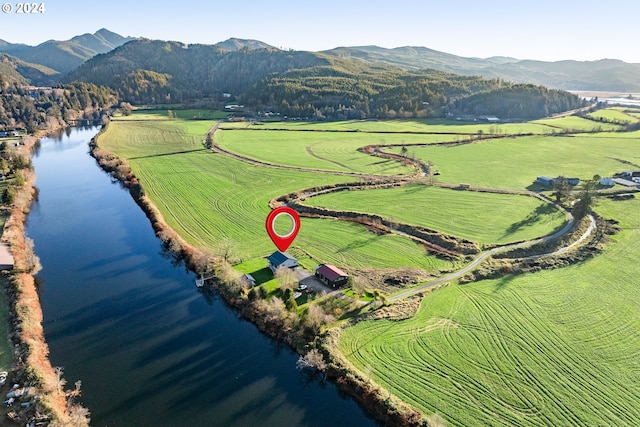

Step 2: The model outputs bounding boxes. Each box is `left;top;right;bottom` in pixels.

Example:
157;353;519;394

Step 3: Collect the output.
1;134;89;426
90;124;435;426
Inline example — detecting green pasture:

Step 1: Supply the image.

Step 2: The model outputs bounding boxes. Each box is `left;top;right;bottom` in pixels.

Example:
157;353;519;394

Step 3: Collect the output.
99;119;214;156
215;129;416;175
221;119;561;135
531;115;622;131
115;109;228;121
338;197;640;426
388;134;640;190
0;281;12;372
304;185;567;245
587;108;640;124
98;120;449;271
297;217;452;271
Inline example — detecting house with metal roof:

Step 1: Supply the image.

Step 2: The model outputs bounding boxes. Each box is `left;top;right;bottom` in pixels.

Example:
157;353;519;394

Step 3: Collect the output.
315;264;349;289
266;251;298;272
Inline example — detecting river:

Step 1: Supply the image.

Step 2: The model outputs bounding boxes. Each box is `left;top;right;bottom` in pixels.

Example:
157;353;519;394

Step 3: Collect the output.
25;127;378;426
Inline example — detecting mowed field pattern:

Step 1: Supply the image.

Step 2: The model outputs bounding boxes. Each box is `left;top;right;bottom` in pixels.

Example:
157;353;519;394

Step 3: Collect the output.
98;110;640;426
339;197;640;426
388;134;640;190
303;185;567;245
215;128;415;175
98;120;450;270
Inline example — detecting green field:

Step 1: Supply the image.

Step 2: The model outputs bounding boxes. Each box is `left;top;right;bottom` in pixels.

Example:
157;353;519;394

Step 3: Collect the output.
388;134;640;190
587;107;640;124
296;217;451;270
531;115;622;132
0;284;12;372
215;129;416;175
98;120;448;270
115;109;228;121
303;185;567;245
98;108;640;426
221;118;574;135
339;197;640;426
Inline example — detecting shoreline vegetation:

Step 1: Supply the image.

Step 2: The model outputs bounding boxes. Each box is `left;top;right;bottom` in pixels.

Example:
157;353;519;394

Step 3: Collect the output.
89;114;617;426
1;131;90;426
2;106;628;426
89;126;434;426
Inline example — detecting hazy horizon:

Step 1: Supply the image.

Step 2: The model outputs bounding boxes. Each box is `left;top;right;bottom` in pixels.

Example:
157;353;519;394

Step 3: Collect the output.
0;0;638;63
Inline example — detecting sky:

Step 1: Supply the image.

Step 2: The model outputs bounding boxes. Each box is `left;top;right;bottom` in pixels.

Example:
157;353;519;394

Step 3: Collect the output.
1;0;639;63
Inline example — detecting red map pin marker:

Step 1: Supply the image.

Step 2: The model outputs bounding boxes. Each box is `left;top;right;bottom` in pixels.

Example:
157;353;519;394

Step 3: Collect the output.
266;206;301;252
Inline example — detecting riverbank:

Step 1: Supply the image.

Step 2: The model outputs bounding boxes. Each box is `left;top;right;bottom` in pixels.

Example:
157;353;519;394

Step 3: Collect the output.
1;132;89;426
90;126;431;426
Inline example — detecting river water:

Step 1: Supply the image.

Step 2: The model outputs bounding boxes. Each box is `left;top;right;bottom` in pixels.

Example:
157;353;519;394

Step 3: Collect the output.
25;127;378;426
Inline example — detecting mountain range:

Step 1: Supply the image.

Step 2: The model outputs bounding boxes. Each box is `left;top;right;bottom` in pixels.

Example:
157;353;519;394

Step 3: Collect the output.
1;29;639;93
0;28;135;75
322;46;640;92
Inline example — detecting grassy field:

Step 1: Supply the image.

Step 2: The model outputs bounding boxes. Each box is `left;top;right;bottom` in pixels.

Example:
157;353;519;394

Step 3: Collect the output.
387;134;640;190
303;185;567;245
215;129;416;175
0;282;12;373
221;119;576;135
115;109;228;121
99;109;640;426
587;107;640;124
296;217;452;270
98;120;449;271
338;197;640;426
531;115;622;132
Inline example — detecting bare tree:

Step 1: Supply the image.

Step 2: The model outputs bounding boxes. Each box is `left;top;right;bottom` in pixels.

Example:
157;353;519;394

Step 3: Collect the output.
296;348;327;372
214;238;240;264
275;266;297;292
193;249;214;275
304;304;335;334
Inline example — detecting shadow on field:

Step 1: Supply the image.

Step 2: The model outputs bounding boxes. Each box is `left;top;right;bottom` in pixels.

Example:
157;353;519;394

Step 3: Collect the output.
493;274;516;293
128;148;206;160
502;203;557;238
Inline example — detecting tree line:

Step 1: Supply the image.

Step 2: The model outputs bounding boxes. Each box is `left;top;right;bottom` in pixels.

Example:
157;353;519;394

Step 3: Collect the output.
63;39;585;120
0;79;117;132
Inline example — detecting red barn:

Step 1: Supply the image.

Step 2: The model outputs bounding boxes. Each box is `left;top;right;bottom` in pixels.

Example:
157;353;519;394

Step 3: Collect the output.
315;264;349;289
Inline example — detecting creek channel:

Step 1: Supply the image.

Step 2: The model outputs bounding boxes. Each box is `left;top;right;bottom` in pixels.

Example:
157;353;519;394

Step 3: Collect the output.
25;127;379;426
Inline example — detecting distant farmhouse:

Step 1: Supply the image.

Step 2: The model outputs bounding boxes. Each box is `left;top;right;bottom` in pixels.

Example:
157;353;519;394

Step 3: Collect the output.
599;177;615;187
536;176;555;187
618;171;640;182
315;264;349;289
535;176;580;187
266;251;298;272
611;171;640;188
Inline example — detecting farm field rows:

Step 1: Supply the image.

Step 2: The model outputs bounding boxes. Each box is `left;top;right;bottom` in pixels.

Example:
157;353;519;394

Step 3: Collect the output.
215;128;418;175
303;185;567;245
338;197;640;426
386;134;640;190
221;118;594;134
98;120;450;270
97;108;640;426
587;107;640;124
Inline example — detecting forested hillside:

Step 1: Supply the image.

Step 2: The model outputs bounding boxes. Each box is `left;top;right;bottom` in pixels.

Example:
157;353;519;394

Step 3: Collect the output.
323;46;640;92
65;39;586;119
0;79;117;132
0;53;60;86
